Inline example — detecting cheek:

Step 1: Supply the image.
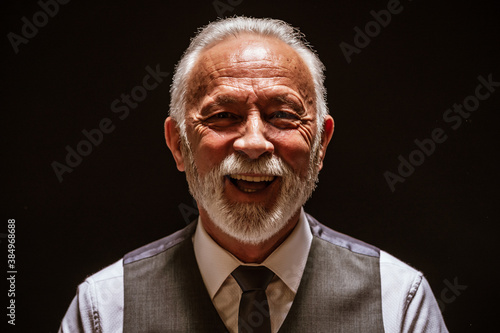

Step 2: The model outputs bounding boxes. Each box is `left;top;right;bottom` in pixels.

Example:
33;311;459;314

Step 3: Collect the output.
271;131;313;177
189;129;235;175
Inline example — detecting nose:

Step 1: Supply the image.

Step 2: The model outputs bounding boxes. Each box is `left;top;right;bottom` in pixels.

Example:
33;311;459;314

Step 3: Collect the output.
233;114;274;159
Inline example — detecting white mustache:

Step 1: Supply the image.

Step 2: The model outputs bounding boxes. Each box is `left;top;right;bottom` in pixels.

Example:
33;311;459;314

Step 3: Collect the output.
218;154;292;177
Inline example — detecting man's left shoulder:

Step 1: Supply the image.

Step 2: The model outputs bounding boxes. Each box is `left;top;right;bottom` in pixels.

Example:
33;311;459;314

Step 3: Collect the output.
305;212;424;279
378;250;449;331
379;250;420;276
305;212;380;258
304;213;448;331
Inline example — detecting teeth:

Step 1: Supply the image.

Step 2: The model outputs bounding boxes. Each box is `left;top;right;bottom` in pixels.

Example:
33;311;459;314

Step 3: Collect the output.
230;175;275;182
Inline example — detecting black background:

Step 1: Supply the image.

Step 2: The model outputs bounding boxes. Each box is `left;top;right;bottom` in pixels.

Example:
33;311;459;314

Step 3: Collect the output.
3;0;499;332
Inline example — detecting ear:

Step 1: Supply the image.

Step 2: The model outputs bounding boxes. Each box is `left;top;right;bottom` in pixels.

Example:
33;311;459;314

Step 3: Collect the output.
165;117;185;172
317;115;334;171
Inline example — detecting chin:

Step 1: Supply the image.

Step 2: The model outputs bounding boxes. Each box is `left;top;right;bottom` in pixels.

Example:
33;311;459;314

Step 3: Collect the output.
204;198;301;245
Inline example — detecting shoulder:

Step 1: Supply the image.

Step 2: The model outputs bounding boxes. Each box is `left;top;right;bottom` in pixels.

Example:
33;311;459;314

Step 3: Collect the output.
59;260;124;333
87;258;124;283
304;213;448;331
124;221;197;264
305;212;433;307
379;250;448;332
305;212;380;257
60;223;197;333
379;250;423;306
83;259;124;303
380;250;421;281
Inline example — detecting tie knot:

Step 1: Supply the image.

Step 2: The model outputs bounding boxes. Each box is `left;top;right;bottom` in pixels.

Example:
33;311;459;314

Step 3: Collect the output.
231;266;275;292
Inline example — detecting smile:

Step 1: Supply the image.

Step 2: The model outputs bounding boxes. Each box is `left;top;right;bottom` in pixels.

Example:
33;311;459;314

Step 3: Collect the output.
227;174;277;193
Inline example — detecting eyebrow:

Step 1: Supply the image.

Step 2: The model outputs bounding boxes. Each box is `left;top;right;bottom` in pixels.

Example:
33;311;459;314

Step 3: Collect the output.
270;95;305;114
200;95;239;115
214;95;239;105
200;94;305;114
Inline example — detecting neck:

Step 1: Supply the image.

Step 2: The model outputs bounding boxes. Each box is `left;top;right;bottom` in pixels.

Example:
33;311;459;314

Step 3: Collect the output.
199;208;301;263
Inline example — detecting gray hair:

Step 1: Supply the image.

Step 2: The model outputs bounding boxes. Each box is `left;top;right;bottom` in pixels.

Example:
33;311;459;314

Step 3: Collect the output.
169;16;328;140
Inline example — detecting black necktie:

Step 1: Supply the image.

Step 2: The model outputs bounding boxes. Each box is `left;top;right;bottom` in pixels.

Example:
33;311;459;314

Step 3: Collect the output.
231;266;275;333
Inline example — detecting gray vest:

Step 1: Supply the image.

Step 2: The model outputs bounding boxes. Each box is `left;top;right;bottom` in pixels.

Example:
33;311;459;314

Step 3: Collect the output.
123;214;384;332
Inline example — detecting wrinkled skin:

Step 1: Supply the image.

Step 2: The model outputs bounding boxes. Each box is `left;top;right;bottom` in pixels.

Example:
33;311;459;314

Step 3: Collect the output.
166;34;334;262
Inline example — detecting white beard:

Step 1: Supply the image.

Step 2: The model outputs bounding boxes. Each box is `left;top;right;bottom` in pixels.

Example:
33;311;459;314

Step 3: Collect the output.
181;140;321;244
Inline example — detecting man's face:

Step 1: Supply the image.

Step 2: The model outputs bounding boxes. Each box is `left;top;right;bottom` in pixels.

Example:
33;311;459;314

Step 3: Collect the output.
168;34;332;243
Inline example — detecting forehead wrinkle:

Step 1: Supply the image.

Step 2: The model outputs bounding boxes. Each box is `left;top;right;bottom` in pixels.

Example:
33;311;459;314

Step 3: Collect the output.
187;36;315;110
204;62;307;87
196;42;305;79
206;64;297;80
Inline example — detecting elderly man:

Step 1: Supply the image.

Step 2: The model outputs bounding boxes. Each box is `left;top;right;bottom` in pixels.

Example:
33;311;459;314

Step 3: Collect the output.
59;17;448;332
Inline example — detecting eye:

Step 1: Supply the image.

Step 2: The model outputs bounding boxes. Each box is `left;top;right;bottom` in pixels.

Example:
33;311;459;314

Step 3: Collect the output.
206;112;239;121
271;111;299;120
204;112;241;128
268;111;300;129
213;112;233;119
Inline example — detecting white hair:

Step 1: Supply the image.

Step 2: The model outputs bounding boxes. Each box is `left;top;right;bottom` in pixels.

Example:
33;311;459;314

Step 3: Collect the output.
169;16;328;140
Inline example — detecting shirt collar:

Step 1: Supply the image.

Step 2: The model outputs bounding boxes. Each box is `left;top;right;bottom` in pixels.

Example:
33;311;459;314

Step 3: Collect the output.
193;207;313;299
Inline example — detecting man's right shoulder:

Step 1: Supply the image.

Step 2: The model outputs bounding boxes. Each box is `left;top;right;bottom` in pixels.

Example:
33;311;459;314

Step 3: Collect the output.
123;221;197;264
59;259;124;333
59;222;197;333
84;221;197;283
87;258;124;283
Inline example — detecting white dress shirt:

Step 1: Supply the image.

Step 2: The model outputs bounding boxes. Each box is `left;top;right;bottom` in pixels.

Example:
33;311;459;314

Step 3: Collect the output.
193;208;312;333
59;209;449;332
